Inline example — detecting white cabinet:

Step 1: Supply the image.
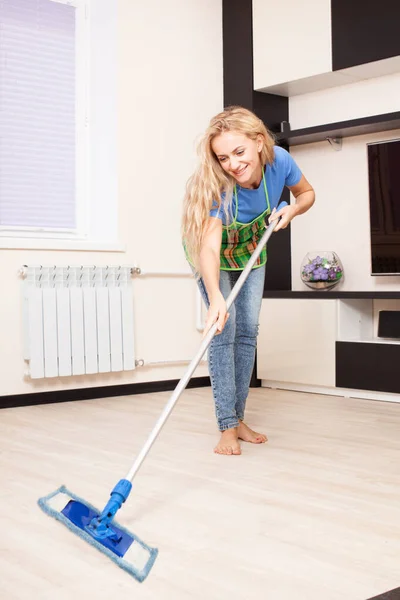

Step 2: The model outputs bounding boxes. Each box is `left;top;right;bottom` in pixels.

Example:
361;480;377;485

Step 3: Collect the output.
257;295;400;398
253;0;332;92
257;299;336;387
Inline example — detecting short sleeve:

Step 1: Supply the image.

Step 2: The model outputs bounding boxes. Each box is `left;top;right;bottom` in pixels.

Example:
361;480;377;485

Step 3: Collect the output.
210;200;222;220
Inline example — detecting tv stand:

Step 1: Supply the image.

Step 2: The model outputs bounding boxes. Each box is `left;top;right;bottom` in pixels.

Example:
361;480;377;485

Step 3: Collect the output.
258;291;400;399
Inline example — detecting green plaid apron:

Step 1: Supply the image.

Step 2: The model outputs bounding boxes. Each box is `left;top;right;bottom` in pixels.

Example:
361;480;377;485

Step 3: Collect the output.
220;169;271;271
184;168;270;272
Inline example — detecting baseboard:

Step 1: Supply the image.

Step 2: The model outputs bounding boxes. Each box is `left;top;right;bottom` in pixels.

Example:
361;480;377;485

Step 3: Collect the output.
0;376;211;410
261;380;400;404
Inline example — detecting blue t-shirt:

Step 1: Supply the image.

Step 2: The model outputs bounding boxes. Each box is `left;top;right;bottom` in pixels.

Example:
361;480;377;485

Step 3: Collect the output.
210;146;302;224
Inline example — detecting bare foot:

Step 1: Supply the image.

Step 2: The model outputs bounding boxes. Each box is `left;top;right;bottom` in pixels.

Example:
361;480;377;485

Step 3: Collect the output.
214;428;241;455
237;421;267;444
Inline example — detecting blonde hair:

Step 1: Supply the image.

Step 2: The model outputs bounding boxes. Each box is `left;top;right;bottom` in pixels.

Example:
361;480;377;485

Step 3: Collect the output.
182;105;276;272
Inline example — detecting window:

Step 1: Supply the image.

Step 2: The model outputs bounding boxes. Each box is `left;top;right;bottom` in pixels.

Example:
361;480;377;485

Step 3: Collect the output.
0;0;120;251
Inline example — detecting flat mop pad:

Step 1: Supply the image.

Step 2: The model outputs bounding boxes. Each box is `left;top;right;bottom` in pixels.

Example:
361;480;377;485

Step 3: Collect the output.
38;485;158;582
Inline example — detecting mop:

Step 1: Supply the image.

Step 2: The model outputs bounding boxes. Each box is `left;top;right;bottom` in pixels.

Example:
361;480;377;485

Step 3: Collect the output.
38;215;279;583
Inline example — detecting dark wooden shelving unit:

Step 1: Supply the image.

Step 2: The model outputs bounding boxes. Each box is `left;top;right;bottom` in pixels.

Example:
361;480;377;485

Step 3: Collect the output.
263;290;400;299
262;289;400;394
277;111;400;146
262;111;400;394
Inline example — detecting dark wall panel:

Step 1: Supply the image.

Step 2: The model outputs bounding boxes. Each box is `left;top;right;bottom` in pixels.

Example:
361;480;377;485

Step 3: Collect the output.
332;0;400;70
252;91;289;136
263;189;291;292
222;0;291;292
222;0;253;109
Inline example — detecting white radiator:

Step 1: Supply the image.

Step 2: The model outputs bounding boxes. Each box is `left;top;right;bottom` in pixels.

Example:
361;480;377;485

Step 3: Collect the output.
22;266;135;379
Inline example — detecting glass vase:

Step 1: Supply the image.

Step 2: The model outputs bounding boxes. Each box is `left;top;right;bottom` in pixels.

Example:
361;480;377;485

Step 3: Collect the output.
300;251;344;290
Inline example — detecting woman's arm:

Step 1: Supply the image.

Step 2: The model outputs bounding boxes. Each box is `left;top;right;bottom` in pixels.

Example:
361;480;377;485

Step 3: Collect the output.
199;217;222;299
269;174;315;232
199;217;229;335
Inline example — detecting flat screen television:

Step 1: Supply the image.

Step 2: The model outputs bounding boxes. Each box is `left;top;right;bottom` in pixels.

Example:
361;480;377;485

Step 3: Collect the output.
368;138;400;275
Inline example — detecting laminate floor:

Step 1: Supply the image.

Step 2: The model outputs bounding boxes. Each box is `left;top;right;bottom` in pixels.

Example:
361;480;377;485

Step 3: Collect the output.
1;387;399;600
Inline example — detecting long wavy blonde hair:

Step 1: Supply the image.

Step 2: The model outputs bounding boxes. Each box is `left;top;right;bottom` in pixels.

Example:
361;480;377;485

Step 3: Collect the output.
182;105;276;271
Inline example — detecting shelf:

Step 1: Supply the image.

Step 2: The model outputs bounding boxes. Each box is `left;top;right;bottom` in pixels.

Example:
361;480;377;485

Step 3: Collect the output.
339;337;400;345
263;290;400;299
258;296;400;395
277;111;400;147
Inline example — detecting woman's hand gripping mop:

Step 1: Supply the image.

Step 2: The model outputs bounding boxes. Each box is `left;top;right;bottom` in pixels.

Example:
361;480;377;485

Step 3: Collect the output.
38;212;281;583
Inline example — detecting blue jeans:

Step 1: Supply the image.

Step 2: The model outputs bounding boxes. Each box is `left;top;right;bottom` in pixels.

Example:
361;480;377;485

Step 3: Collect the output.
196;265;266;431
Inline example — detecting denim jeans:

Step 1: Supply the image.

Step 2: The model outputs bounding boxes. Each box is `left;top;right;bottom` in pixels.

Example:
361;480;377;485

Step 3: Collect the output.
196;265;266;431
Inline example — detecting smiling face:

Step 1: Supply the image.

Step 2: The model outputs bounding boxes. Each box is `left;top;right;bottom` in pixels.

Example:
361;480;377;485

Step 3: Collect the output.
211;131;263;189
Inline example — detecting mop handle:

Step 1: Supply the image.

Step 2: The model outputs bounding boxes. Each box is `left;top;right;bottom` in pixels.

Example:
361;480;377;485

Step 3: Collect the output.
124;217;279;483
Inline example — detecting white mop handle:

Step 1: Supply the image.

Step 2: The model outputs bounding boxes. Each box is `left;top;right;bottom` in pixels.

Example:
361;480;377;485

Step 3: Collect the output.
124;218;278;483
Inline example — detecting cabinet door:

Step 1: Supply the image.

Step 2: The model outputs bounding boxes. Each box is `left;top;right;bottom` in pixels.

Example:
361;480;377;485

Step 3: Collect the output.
257;299;336;387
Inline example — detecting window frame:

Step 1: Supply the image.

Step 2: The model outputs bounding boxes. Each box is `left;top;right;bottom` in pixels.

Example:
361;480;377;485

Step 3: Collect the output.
0;0;122;252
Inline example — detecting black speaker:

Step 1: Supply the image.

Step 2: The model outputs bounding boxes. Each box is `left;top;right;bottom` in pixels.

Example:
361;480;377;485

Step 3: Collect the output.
377;311;400;339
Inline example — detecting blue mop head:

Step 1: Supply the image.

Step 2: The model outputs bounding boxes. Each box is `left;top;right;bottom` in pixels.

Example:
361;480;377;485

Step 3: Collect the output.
38;485;158;583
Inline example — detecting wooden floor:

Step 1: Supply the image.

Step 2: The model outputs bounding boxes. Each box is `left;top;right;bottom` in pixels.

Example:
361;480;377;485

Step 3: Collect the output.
1;386;399;600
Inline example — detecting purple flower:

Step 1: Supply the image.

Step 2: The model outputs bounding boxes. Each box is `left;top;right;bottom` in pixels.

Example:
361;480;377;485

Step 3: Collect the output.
303;264;313;275
312;256;323;267
312;267;329;281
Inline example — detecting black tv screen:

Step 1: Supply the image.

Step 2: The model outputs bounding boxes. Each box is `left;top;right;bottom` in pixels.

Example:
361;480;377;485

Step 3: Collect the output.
368;139;400;275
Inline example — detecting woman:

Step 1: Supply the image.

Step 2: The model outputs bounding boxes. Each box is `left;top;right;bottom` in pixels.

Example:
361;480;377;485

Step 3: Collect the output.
182;106;315;455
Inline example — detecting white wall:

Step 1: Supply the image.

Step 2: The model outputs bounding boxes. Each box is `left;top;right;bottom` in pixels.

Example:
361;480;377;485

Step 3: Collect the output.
290;72;400;129
0;0;223;397
290;128;400;291
253;0;332;91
